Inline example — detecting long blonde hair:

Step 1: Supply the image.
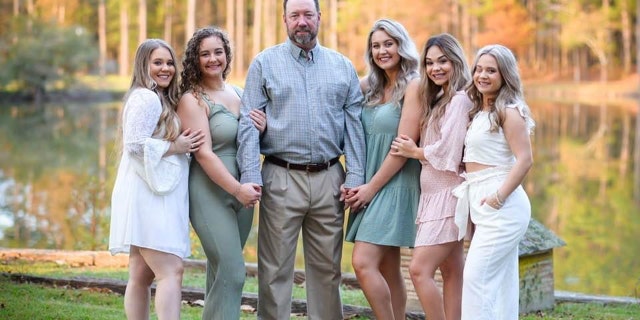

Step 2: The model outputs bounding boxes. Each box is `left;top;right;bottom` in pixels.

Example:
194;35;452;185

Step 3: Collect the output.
125;39;181;140
467;44;535;133
418;33;470;133
363;19;419;107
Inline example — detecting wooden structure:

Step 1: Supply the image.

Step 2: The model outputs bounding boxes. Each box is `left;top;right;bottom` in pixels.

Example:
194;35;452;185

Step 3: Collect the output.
401;218;565;313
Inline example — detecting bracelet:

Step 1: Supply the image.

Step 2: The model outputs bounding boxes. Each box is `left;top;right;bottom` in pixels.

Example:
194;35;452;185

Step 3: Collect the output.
232;184;241;197
495;190;504;207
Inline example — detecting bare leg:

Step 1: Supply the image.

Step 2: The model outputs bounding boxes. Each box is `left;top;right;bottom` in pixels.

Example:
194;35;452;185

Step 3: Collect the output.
409;241;460;320
125;246;155;320
353;241;396;320
139;247;184;320
379;247;407;320
439;241;464;320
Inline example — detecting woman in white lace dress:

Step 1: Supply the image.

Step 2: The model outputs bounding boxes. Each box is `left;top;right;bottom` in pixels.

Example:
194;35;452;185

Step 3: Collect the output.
109;39;204;320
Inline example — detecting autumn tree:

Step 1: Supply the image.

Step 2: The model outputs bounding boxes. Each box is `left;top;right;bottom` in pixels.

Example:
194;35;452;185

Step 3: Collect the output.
475;0;534;61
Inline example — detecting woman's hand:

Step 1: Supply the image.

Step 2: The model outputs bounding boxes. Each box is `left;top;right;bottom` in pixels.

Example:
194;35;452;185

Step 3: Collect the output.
250;109;267;133
344;184;376;213
172;128;204;154
390;134;419;159
480;192;503;210
234;183;262;208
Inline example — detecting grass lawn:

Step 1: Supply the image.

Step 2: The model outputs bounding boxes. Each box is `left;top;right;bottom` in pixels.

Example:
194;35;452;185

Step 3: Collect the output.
1;260;638;319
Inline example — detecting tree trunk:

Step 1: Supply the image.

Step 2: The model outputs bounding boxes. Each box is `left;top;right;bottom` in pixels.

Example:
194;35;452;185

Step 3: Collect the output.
98;0;107;76
185;0;195;43
263;0;276;47
460;1;471;61
634;0;640;203
252;0;263;57
226;0;234;47
527;0;537;73
620;0;632;75
164;0;173;43
119;0;129;76
326;0;338;49
138;0;147;44
450;0;460;37
572;50;580;82
601;0;610;84
235;0;246;79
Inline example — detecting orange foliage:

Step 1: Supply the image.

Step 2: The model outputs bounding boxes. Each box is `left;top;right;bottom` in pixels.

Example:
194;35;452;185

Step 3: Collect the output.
475;0;534;58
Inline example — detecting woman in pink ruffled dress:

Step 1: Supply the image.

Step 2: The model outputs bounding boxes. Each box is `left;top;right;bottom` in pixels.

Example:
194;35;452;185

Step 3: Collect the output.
391;33;472;320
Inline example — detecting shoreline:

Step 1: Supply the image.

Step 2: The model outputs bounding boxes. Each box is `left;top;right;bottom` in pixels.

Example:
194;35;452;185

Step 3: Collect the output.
2;248;638;306
524;76;640;109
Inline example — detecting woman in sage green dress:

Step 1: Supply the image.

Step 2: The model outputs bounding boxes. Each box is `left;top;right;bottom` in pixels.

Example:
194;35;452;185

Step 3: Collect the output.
343;19;421;320
177;26;261;320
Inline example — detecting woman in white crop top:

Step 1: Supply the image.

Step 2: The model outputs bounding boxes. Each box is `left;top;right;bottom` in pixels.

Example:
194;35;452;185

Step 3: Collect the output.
454;44;535;320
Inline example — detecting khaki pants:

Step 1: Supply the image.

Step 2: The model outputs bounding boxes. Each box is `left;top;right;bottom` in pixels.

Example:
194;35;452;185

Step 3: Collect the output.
257;162;345;320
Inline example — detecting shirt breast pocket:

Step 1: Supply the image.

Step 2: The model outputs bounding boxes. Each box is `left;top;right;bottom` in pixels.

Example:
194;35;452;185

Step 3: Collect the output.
322;81;349;109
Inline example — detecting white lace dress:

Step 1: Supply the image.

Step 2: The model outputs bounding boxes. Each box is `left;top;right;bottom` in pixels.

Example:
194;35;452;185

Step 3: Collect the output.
108;88;191;258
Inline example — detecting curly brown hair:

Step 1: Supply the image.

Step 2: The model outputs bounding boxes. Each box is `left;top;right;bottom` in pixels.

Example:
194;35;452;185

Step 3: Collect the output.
180;26;233;97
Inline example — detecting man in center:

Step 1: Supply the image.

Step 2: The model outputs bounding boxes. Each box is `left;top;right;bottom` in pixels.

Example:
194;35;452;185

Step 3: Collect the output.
236;0;366;319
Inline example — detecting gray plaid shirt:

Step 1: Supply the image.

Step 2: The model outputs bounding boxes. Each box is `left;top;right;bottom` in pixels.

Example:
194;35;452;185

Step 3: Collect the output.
237;40;366;188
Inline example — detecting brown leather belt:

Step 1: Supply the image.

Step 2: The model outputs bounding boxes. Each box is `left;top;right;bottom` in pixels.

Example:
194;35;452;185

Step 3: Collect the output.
264;156;340;172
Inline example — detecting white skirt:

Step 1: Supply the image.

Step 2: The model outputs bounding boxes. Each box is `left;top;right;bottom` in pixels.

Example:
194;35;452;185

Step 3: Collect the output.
108;152;191;259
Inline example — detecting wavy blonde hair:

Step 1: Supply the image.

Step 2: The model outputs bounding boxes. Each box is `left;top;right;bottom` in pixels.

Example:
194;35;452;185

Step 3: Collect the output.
467;44;535;134
125;39;181;141
363;19;419;107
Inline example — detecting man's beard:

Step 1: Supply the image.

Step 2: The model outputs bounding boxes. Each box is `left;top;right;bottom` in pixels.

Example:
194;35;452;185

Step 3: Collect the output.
289;28;317;46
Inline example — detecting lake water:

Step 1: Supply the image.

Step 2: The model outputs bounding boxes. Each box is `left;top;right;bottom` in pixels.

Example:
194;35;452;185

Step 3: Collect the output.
0;97;638;298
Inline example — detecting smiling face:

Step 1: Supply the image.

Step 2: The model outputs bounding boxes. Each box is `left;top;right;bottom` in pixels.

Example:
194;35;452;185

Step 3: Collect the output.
198;36;227;79
473;53;503;100
370;29;400;72
283;0;320;50
425;45;452;90
148;47;175;90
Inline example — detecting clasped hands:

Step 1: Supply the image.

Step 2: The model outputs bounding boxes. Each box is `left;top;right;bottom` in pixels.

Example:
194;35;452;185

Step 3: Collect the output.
235;184;262;208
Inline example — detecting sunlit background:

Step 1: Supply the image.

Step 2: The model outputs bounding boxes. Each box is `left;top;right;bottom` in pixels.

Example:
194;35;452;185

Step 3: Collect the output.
1;0;639;299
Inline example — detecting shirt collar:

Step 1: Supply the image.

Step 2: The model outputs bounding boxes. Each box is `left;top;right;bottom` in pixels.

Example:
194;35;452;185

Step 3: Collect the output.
287;39;318;62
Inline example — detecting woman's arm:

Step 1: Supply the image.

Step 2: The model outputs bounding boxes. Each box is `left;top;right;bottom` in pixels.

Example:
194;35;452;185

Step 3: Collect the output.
346;78;421;211
392;92;471;174
177;93;260;206
484;106;533;208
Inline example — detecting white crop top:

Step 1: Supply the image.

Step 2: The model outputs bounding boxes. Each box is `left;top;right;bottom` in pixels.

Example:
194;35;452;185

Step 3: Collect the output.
463;104;534;166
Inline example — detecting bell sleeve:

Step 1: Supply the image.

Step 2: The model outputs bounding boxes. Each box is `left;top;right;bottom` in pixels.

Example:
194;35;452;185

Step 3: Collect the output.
123;89;182;195
421;92;472;173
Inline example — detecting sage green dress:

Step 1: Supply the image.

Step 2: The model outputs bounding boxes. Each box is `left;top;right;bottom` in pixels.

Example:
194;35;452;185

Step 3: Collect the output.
188;86;254;320
345;101;420;246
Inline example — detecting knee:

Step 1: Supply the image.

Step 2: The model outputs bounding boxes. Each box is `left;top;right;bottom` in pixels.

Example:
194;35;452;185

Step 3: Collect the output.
219;262;247;289
172;264;185;281
351;253;374;278
408;259;424;282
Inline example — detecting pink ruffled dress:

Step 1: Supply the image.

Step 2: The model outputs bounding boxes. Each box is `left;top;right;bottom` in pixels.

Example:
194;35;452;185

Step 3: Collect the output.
414;91;472;247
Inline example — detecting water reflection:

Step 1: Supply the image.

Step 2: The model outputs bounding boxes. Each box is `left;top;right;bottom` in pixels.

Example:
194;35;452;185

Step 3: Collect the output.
527;99;640;297
0;102;119;250
0;99;638;297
